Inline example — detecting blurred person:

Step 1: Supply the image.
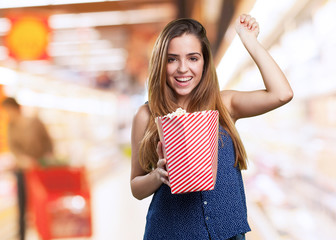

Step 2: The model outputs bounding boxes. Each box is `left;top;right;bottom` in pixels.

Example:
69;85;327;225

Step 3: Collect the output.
95;71;114;89
1;97;54;240
131;14;293;240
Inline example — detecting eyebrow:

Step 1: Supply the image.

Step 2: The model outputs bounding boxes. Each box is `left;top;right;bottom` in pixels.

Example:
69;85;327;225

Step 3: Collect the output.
167;52;202;57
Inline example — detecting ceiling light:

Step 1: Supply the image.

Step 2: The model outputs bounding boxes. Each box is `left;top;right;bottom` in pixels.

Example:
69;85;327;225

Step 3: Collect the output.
0;67;17;85
49;6;175;29
0;18;10;36
0;0;121;9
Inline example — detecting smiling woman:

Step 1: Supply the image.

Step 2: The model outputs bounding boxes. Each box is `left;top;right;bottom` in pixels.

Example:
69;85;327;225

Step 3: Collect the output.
166;34;204;107
130;15;292;240
131;18;251;240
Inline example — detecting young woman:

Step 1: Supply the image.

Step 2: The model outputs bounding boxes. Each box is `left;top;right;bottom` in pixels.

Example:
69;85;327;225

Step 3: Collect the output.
131;14;293;240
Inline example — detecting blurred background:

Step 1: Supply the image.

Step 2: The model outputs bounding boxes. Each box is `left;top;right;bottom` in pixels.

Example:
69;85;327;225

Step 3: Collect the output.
0;0;335;239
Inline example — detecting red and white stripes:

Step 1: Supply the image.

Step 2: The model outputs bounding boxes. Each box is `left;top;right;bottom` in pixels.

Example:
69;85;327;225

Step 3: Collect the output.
156;110;219;194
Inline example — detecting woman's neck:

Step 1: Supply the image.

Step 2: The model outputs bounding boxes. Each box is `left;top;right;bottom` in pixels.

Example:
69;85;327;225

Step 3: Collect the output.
177;96;190;110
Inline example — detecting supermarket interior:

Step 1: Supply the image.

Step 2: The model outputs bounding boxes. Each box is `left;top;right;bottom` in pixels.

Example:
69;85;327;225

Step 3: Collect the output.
0;0;336;239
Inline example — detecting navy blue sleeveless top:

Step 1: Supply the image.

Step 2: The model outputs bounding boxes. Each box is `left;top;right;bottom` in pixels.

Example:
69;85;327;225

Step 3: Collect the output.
143;125;251;240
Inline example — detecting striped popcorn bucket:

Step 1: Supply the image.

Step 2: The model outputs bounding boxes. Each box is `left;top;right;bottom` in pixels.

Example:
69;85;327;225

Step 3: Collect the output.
156;110;219;194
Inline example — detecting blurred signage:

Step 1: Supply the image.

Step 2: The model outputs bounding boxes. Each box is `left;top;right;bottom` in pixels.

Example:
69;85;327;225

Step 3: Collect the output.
5;15;50;61
0;85;9;153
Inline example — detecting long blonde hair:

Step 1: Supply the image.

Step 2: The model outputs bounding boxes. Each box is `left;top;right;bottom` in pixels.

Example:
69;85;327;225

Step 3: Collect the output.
139;18;247;172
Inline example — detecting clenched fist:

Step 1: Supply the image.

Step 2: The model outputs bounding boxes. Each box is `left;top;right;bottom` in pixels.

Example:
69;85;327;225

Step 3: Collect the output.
235;14;260;40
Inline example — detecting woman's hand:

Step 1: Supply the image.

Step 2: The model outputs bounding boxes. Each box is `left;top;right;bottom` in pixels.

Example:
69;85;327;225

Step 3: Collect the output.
235;14;259;40
155;142;170;186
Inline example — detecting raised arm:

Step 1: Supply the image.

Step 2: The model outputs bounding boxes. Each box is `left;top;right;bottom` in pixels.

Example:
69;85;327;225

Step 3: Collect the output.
222;14;293;122
130;104;169;200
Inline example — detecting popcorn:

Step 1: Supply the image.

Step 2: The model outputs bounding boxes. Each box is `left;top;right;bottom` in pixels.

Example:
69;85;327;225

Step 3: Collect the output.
164;108;186;118
156;109;219;194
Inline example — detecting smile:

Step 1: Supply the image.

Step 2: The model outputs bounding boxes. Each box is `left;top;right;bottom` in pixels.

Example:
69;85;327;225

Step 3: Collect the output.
175;77;192;82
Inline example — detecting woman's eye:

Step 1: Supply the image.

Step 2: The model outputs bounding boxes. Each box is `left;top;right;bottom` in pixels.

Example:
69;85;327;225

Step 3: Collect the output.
190;57;198;62
167;58;176;63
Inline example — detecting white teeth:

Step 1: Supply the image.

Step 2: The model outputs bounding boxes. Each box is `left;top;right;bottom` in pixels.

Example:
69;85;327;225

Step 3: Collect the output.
175;77;192;82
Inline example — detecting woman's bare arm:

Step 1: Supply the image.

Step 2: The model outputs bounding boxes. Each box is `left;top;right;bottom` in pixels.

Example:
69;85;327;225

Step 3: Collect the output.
130;104;168;200
222;14;293;122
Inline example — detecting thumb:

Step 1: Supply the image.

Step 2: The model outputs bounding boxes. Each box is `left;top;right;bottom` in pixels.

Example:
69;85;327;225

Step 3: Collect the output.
156;141;164;159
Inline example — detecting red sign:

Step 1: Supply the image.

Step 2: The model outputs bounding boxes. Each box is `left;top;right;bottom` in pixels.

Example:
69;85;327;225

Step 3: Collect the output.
5;15;50;61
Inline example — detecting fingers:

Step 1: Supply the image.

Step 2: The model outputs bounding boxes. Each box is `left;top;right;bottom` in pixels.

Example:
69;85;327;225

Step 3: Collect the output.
157;166;168;178
158;169;170;186
156;158;170;186
156;141;164;159
239;14;259;30
251;22;259;31
157;158;167;169
162;179;170;187
239;14;247;23
156;143;170;186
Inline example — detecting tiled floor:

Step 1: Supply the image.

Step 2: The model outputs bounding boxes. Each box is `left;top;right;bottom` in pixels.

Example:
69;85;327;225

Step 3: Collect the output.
90;159;151;240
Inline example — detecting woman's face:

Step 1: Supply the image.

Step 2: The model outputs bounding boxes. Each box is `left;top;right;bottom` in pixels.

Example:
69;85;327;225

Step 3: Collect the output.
166;33;204;106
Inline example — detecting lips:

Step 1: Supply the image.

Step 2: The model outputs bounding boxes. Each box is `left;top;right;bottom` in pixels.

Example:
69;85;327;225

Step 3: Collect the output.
175;77;192;82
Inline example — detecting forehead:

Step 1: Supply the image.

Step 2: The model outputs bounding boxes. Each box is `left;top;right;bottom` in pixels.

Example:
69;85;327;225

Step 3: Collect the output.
168;34;202;54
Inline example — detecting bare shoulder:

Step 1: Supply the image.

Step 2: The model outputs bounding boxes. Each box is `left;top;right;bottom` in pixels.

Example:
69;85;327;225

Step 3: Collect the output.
132;104;151;132
220;89;235;112
131;104;151;178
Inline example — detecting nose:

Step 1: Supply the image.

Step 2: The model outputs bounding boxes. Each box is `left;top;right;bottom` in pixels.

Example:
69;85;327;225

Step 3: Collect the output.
177;60;188;73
